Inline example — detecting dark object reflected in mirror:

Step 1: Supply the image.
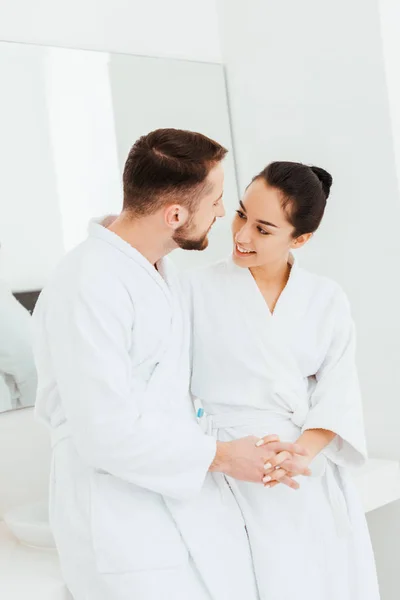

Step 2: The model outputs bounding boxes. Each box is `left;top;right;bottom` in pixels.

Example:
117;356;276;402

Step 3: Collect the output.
13;290;41;315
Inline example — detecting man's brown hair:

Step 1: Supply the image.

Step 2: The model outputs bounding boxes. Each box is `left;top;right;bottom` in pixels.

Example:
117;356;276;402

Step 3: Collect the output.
122;128;227;216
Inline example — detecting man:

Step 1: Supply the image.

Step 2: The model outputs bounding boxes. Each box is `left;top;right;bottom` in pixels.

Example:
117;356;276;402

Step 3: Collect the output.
34;129;306;600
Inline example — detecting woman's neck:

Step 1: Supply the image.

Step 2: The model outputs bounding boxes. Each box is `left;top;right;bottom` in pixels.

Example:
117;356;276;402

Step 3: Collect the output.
250;256;292;288
250;257;292;314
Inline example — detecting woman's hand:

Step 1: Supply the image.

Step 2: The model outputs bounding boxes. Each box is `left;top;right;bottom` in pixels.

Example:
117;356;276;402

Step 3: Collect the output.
257;428;335;489
265;453;312;477
263;454;312;488
256;437;311;490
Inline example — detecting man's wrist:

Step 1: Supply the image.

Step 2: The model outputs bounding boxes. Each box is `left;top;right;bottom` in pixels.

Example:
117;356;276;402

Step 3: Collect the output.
209;441;230;473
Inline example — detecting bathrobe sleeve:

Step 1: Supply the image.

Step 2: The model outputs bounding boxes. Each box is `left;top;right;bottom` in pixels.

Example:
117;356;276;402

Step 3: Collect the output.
41;272;216;501
301;287;367;468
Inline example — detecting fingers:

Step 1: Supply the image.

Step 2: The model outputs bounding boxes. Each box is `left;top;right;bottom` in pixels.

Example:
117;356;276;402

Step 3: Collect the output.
266;481;280;489
291;444;309;457
279;459;312;477
263;472;283;485
280;475;300;490
256;438;309;456
256;438;309;458
268;441;309;456
256;434;280;447
264;451;291;471
264;472;300;490
263;464;288;485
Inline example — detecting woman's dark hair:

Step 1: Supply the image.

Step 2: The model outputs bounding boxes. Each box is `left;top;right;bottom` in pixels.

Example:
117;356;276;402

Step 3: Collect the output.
123;128;227;216
253;162;333;237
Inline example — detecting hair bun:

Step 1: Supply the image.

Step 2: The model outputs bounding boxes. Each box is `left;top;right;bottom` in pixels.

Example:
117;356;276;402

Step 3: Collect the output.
310;166;333;199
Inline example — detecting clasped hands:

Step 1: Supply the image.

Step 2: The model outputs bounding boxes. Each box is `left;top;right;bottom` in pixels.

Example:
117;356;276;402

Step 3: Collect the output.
256;434;312;490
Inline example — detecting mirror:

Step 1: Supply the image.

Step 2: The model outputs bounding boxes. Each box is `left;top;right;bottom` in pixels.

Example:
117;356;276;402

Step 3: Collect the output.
0;41;238;414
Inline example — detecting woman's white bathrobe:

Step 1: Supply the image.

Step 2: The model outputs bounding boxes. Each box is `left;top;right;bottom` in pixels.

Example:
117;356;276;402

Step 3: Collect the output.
187;256;380;600
33;224;259;600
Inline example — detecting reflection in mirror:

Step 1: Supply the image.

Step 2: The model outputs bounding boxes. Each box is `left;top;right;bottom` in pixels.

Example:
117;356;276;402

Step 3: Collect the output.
0;41;237;414
0;282;37;412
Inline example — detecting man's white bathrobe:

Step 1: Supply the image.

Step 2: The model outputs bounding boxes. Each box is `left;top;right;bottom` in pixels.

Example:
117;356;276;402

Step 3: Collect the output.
33;223;259;600
187;256;380;600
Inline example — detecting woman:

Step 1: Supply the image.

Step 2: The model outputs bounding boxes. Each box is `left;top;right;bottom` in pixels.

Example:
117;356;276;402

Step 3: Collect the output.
186;162;380;599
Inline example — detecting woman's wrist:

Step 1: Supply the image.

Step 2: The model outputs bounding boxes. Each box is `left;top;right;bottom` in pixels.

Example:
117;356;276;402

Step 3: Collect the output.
296;428;336;462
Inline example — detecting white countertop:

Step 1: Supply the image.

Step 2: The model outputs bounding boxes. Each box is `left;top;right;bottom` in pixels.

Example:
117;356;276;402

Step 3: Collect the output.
1;458;399;599
352;457;400;513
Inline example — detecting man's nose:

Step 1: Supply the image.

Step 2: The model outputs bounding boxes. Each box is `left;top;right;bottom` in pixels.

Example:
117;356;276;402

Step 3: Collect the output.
216;200;226;218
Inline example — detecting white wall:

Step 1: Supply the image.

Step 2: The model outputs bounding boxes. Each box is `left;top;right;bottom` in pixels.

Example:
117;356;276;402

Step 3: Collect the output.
372;7;400;596
0;44;65;291
0;0;221;63
217;1;400;597
217;0;400;459
379;0;400;193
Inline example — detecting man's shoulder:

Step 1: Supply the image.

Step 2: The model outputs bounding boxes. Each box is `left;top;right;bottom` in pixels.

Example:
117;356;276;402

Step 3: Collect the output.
40;238;136;308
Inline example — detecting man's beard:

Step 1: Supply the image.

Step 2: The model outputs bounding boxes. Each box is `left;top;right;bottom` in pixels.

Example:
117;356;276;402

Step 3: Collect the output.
173;219;215;251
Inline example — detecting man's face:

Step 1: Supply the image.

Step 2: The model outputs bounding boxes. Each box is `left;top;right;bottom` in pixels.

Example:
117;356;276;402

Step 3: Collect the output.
173;163;225;251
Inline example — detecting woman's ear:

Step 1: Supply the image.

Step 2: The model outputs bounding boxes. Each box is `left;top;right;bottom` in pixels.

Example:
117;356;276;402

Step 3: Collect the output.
291;232;313;249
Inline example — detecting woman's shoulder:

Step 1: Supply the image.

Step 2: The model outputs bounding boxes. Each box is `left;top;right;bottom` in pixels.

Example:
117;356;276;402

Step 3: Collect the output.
181;258;230;287
298;266;351;315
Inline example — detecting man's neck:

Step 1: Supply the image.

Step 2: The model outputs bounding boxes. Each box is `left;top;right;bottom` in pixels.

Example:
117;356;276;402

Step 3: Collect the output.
107;214;175;266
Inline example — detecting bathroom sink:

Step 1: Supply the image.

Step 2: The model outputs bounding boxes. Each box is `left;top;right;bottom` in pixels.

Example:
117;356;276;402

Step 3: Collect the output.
3;501;56;549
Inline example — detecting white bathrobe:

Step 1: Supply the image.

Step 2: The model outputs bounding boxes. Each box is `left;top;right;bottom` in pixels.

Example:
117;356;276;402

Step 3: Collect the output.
33;223;259;600
186;256;380;600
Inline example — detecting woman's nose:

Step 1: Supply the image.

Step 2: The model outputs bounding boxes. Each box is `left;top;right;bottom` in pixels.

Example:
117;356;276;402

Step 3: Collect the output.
236;225;252;244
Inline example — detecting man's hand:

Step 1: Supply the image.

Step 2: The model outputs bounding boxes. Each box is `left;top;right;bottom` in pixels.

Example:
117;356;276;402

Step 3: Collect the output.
210;435;308;489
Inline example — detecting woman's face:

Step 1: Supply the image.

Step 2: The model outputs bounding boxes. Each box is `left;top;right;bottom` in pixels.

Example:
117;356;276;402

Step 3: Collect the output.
231;178;310;269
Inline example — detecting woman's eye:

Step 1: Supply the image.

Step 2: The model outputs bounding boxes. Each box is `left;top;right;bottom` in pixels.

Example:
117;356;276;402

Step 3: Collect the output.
258;227;270;236
236;210;246;219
